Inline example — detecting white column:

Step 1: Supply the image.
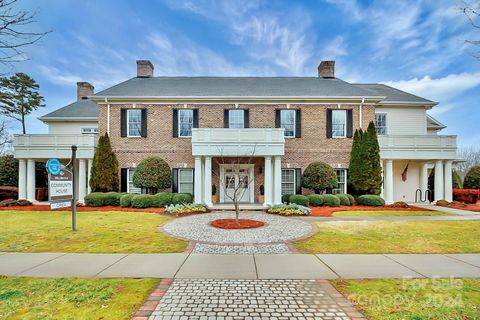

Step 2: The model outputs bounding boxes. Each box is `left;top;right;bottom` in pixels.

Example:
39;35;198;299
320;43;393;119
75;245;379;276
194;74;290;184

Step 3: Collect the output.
420;163;429;193
78;159;86;203
18;159;27;200
26;159;36;202
194;156;203;204
385;159;394;204
87;159;93;194
434;160;444;202
379;159;384;199
444;160;453;202
273;156;282;205
203;156;213;207
263;156;272;207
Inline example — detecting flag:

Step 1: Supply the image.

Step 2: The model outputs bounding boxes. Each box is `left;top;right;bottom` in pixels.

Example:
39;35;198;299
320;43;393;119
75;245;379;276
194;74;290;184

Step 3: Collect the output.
401;163;409;182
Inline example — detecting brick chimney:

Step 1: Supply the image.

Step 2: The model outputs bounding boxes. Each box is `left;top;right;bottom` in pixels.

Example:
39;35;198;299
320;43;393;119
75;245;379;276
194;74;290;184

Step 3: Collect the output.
136;60;154;77
77;82;94;101
318;60;335;78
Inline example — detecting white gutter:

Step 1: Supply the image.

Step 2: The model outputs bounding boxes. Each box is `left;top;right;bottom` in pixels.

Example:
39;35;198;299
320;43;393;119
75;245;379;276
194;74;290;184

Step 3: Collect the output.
359;97;364;129
105;98;110;135
89;95;386;102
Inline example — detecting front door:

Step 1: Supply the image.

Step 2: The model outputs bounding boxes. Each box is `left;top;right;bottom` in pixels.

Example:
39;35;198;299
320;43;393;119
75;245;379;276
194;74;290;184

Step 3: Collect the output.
221;165;254;203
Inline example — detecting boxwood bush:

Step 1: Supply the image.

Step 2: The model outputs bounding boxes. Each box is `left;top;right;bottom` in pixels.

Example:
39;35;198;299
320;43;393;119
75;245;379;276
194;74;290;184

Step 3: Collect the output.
335;194;351;206
282;194;293;204
358;195;385;207
346;194;355;205
131;194;156;208
307;194;324;207
153;192;174;207
119;194;135;207
172;193;193;205
288;195;309;207
84;192;123;207
323;194;340;207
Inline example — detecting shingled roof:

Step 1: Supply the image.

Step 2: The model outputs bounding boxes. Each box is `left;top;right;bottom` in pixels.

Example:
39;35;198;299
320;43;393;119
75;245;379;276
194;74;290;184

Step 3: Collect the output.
39;99;98;121
353;83;437;105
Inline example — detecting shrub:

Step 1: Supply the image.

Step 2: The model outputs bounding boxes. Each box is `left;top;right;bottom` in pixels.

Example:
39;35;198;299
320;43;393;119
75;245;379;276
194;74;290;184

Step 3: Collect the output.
267;203;311;216
464;165;480;189
133;157;171;193
0;199;32;207
0;186;18;201
390;201;410;208
84;192;123;207
0;155;18;187
323;194;340;207
436;200;450;207
131;194;156;208
153;192;174;207
165;203;208;215
172;193;193;205
282;194;293;204
335;194;351;206
358;195;385;207
120;194;135;207
453;189;479;204
453;170;463;189
307;194;324;207
289;195;309;207
346;194;355;205
301;161;337;194
89;133;119;192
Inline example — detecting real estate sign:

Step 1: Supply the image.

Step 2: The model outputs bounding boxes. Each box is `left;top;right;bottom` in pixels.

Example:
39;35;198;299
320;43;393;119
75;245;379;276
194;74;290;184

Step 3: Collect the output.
47;159;73;210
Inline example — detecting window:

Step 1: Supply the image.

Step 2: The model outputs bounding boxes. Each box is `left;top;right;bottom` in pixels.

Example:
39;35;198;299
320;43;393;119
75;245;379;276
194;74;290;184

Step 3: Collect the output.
178;169;193;194
332;110;346;138
81;128;98;134
332;169;347;194
375;113;387;135
281;169;296;195
178;110;193;137
228;109;244;128
280;110;295;137
127;109;142;137
128;169;141;194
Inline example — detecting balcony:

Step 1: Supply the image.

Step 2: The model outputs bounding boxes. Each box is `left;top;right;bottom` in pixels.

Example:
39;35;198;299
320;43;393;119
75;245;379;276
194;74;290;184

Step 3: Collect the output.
191;128;285;156
14;134;98;159
378;134;457;160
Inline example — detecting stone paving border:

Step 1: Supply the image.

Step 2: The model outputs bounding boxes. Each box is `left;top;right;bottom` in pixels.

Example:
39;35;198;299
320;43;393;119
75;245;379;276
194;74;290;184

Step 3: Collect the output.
132;278;173;320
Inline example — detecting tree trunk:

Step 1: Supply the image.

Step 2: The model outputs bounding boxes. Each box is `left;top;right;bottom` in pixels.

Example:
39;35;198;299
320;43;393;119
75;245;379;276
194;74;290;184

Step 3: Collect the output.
21;112;26;134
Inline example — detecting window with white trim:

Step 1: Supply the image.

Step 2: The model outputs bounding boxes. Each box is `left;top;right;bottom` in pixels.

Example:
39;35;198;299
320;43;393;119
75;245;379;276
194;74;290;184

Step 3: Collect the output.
280;110;295;137
228;109;244;128
375;113;387;135
128;168;141;194
127;109;142;137
178;109;193;137
178;169;194;194
332;169;346;194
332;110;346;138
81;127;99;134
281;169;296;195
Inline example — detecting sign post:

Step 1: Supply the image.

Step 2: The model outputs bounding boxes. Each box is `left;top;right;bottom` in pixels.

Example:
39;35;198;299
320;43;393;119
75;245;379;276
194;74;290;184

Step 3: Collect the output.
70;146;77;231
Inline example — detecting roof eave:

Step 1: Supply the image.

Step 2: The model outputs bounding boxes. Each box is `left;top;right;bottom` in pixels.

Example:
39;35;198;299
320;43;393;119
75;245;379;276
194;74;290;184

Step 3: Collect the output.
377;101;438;107
38;116;98;122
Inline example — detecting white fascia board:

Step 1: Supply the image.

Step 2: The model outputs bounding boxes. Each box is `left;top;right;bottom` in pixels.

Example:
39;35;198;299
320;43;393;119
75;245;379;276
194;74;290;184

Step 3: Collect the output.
38;117;98;122
378;101;438;107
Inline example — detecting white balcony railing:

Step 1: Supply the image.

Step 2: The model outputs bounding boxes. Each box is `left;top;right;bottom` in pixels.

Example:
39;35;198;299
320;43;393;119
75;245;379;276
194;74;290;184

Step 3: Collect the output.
14;134;98;159
378;134;457;160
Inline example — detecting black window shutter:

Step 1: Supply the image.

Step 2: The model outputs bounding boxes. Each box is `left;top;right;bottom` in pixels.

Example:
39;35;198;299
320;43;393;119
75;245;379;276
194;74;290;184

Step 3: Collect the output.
244;109;250;128
295;109;302;138
346;109;353;138
172;109;178;137
275;110;281;128
295;168;302;194
193;109;199;128
224;109;229;128
120;109;127;137
141;109;147;137
326;109;333;138
120;168;128;192
172;168;178;192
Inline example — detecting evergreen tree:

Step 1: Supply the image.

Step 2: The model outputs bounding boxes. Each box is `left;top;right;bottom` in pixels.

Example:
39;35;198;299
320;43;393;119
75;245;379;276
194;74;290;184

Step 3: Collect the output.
133;157;171;194
89;133;119;192
301;161;337;194
364;121;382;194
0;155;18;186
348;128;364;194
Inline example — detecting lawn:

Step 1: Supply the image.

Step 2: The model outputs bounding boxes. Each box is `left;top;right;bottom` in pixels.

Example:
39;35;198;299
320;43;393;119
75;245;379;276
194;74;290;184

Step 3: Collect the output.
0;276;158;319
0;210;187;253
332;210;452;217
295;221;480;254
332;278;480;320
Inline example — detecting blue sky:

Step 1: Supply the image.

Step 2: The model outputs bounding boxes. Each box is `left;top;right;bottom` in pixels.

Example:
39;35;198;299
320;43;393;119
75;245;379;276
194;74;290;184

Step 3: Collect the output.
4;0;480;146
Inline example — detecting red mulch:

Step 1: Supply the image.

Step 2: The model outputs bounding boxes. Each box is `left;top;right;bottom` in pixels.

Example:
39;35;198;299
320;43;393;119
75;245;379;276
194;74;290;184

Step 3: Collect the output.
210;219;265;229
0;204;165;213
439;202;480;212
308;205;433;217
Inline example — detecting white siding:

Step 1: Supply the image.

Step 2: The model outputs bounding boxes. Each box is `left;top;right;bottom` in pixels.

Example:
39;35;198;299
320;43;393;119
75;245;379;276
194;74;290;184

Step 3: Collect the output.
392;160;421;202
47;121;98;134
375;106;427;135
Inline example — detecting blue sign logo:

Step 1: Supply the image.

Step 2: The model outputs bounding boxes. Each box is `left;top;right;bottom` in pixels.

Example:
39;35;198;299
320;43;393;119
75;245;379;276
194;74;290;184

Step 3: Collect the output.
47;158;61;176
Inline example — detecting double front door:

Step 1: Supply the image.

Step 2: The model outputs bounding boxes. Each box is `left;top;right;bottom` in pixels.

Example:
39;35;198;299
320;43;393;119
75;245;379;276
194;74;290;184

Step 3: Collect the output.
220;165;254;203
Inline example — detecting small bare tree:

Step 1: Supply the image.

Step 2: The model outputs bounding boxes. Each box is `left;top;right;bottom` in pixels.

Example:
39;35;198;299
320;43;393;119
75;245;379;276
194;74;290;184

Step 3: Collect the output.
461;0;480;59
456;146;480;177
0;120;12;154
212;146;257;222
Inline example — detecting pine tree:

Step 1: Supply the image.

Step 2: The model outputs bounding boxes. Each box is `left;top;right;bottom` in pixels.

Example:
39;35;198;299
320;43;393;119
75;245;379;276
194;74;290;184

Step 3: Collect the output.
364;121;382;194
348;128;364;194
89;133;119;192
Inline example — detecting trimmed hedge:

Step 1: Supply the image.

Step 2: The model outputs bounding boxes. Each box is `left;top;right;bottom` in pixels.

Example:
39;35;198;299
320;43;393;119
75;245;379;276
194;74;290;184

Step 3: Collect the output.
358;195;385;207
289;195;309;207
335;194;351;206
282;194;293;204
346;194;355;206
307;194;324;207
172;193;193;205
153;192;174;207
119;194;135;207
323;194;340;207
131;194;156;208
84;192;123;207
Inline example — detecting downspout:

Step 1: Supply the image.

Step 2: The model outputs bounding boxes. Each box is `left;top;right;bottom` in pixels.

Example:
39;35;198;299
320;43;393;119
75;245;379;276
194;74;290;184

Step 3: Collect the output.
359;97;364;129
105;98;110;135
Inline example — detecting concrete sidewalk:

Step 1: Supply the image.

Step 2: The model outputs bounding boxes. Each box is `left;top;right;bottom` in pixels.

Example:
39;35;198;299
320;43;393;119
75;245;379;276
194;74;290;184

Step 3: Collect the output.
299;214;480;222
1;252;479;279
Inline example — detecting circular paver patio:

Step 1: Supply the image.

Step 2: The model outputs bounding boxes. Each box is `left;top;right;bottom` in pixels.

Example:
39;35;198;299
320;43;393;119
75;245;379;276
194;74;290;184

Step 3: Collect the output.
162;212;312;245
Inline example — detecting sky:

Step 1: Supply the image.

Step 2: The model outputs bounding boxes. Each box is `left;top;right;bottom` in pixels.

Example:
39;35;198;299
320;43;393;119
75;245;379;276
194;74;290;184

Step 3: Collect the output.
3;0;480;147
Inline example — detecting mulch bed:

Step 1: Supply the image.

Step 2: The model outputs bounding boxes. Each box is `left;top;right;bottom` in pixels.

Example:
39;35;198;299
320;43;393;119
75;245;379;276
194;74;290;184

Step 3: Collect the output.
308;205;433;217
438;202;480;212
210;218;265;229
0;204;165;213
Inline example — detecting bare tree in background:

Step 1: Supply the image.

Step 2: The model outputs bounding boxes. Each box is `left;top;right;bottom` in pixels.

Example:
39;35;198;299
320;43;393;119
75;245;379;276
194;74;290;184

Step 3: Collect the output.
456;146;480;177
0;120;12;154
0;0;50;67
461;0;480;59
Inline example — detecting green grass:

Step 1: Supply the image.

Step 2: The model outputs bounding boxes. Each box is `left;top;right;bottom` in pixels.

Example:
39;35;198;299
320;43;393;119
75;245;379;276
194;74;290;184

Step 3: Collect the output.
0;210;187;253
295;221;480;254
0;276;158;320
332;278;480;320
332;210;453;217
